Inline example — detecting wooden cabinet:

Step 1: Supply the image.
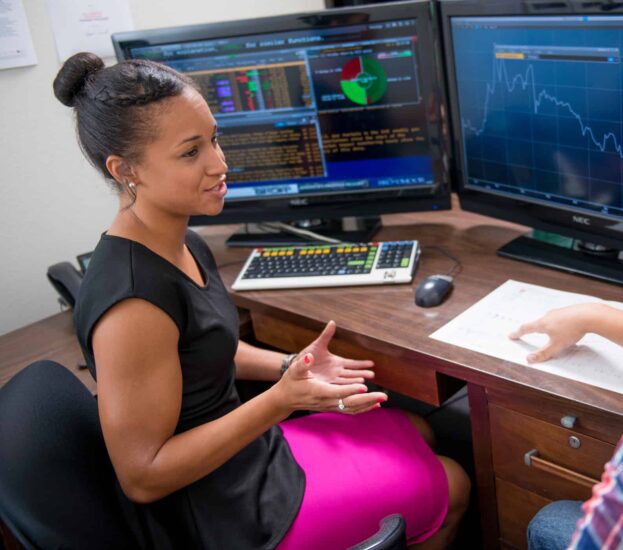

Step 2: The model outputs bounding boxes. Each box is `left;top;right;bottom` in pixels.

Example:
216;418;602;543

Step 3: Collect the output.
209;203;623;550
487;388;621;549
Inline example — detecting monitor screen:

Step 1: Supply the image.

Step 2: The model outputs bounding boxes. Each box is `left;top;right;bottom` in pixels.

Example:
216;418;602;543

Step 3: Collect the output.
442;1;623;283
112;2;450;240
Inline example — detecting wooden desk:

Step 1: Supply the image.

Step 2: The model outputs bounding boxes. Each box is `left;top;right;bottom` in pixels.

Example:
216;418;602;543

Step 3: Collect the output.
0;311;95;394
1;203;621;549
197;204;623;550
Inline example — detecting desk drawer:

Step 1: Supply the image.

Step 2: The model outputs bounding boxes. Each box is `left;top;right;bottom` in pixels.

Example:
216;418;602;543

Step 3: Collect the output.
251;311;464;406
497;478;551;550
488;386;623;445
490;404;613;501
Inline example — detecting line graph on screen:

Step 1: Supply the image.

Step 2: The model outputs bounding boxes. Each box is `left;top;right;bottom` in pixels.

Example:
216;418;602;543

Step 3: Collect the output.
462;54;623;159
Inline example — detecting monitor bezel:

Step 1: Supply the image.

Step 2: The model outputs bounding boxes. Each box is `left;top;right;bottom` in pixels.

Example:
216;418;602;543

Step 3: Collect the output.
440;0;623;250
112;0;451;226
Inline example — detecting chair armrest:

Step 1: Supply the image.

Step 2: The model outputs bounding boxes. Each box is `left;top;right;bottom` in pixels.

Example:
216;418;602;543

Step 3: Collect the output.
347;514;408;550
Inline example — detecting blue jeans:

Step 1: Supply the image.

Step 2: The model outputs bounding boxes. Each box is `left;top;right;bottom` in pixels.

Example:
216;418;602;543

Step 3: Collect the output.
527;500;583;550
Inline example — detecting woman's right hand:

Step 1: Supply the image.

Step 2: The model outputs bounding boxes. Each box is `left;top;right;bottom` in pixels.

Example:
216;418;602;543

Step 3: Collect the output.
273;352;387;415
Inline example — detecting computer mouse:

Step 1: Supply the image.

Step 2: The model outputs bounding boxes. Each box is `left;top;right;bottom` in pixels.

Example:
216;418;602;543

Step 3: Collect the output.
415;275;454;308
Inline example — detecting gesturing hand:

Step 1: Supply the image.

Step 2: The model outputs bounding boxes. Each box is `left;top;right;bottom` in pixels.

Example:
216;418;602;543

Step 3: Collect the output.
508;304;592;363
296;320;375;385
277;351;386;415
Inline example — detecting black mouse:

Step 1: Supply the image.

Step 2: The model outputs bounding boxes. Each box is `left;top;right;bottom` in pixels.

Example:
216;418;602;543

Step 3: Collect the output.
415;275;454;308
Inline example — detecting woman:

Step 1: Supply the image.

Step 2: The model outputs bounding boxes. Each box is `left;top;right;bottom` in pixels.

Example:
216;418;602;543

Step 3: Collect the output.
53;52;469;549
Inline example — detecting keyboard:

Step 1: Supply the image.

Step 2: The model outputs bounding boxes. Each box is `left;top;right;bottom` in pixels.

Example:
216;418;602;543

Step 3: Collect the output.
232;241;420;291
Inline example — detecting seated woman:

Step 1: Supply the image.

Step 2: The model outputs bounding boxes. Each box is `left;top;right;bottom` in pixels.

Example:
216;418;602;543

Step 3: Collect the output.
509;303;623;550
53;52;470;549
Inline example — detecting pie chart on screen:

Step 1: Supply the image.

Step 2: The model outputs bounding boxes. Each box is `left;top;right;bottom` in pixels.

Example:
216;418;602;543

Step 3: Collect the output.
340;56;388;105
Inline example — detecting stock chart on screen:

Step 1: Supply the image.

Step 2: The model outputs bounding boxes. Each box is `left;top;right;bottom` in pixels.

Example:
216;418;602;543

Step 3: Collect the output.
451;15;623;219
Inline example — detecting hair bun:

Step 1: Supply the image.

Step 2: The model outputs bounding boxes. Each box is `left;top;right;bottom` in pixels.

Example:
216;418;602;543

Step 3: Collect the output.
53;52;104;107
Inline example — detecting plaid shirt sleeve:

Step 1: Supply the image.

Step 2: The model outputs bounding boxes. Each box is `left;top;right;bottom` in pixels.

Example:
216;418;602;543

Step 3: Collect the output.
568;435;623;550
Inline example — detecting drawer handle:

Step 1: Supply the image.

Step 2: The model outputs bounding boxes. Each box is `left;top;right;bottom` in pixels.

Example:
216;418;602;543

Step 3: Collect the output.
560;415;577;429
523;449;600;490
524;449;538;466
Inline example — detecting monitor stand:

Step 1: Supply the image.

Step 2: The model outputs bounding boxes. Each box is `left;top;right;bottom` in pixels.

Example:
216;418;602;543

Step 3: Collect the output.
497;234;623;286
226;216;381;247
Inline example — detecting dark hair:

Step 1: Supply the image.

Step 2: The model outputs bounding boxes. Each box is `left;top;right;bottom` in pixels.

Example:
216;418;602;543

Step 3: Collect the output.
53;52;196;186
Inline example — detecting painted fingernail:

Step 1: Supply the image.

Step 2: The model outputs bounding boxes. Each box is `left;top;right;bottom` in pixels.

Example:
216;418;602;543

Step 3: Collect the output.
304;354;311;364
358;387;367;393
377;397;386;403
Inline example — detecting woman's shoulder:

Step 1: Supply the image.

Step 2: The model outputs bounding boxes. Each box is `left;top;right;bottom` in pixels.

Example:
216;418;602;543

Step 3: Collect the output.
80;235;134;294
75;235;187;334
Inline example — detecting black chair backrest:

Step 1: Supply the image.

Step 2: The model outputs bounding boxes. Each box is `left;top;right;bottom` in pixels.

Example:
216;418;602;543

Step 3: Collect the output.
46;262;83;308
0;361;136;549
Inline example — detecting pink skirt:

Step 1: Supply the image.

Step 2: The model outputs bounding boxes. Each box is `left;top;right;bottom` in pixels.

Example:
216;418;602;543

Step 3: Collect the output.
277;408;449;549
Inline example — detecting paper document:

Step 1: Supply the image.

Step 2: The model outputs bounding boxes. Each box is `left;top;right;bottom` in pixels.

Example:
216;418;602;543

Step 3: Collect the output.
47;0;134;61
430;280;623;395
0;0;37;70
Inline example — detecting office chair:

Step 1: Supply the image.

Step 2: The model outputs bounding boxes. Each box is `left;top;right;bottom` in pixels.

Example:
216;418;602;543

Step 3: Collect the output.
0;361;407;550
349;515;407;550
0;361;137;549
46;262;83;308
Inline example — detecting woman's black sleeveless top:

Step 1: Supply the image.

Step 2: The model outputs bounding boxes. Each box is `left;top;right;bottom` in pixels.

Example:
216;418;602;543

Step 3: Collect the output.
74;230;304;549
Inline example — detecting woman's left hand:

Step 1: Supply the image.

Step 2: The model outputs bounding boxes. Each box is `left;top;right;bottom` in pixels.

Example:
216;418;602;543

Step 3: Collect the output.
297;321;375;385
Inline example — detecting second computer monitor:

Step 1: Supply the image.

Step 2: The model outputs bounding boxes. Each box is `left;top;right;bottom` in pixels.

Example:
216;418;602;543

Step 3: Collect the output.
442;0;623;283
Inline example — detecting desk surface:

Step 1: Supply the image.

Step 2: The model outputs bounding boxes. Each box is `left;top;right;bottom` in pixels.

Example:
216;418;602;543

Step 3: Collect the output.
1;200;621;416
196;201;623;418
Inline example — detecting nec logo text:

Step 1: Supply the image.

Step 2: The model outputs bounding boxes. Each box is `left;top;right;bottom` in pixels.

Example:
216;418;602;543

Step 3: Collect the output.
572;216;591;225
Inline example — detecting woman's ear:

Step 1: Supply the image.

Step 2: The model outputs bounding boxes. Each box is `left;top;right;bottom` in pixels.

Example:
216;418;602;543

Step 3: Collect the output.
105;155;136;185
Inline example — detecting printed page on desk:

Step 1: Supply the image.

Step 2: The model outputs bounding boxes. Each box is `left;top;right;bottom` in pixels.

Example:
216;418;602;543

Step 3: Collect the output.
430;280;623;395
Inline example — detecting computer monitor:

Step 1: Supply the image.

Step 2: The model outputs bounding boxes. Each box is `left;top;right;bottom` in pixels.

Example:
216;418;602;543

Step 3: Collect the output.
112;1;450;246
441;0;623;285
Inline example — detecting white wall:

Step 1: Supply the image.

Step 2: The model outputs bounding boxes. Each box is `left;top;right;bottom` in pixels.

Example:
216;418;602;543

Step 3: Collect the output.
0;0;324;336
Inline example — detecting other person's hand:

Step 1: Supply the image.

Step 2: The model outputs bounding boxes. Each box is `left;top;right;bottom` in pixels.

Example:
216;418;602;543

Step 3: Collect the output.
508;304;596;363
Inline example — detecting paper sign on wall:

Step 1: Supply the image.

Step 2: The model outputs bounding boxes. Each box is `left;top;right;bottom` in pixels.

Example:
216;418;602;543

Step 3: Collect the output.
47;0;134;62
0;0;37;70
